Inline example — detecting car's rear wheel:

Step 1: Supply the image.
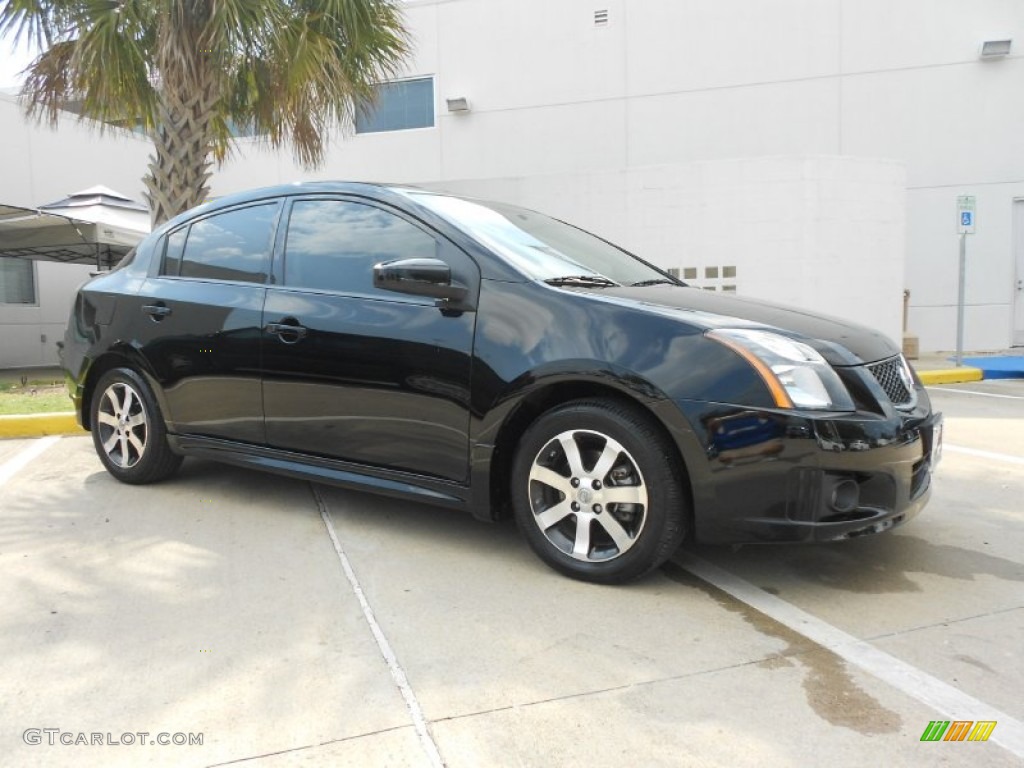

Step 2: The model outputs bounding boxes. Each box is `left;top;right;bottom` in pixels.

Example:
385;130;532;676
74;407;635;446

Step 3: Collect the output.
90;367;182;484
511;398;687;584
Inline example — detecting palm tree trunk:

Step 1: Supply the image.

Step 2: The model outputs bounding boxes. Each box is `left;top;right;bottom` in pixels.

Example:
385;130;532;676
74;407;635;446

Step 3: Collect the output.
143;73;220;227
143;6;222;229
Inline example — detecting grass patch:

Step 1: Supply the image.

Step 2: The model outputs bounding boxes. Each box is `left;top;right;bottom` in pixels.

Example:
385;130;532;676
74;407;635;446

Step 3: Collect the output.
0;376;74;415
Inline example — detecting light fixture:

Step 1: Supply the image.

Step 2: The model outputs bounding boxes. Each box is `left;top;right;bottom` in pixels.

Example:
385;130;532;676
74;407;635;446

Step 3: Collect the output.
446;97;470;114
979;39;1012;59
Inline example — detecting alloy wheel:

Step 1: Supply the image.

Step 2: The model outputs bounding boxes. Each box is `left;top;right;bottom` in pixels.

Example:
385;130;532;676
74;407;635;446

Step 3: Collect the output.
527;429;648;562
95;381;148;469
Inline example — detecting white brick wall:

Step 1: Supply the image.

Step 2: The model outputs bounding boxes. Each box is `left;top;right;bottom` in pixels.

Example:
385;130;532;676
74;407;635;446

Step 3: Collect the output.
429;156;906;346
5;0;1023;354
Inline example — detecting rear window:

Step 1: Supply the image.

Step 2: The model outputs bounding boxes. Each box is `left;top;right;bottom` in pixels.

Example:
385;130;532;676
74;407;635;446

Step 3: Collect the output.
177;204;277;283
160;229;187;276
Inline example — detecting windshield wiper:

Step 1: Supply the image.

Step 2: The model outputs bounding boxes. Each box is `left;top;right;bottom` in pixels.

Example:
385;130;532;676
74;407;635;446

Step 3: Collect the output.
629;278;678;287
544;275;619;288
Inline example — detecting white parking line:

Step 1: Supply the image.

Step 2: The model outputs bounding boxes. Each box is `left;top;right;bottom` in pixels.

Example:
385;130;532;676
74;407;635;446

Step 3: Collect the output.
0;436;61;489
927;387;1024;400
311;485;445;768
678;553;1024;758
945;444;1024;466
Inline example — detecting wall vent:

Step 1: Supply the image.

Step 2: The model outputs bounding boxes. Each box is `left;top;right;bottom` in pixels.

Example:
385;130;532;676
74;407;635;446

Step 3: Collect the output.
678;265;738;293
594;9;609;26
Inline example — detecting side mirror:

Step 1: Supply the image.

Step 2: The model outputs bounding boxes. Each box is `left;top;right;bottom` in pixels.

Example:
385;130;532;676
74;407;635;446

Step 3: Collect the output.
373;258;468;302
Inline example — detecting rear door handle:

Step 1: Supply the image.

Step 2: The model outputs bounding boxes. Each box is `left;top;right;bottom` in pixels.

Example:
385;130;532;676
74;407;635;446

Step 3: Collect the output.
266;321;308;343
142;304;172;319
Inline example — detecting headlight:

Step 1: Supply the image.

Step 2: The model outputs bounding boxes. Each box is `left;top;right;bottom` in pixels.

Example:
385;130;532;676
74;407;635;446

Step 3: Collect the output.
708;328;855;411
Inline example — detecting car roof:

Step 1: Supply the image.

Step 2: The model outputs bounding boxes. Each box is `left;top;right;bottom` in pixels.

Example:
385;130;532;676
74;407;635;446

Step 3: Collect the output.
156;181;474;234
146;182;530;283
208;180;408;208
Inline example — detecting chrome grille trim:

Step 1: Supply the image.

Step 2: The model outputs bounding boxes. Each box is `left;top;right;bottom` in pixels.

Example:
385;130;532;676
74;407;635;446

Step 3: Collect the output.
866;355;917;409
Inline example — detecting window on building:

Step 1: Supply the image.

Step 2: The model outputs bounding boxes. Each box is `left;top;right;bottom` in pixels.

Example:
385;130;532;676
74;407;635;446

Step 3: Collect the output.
178;204;277;283
355;77;435;134
283;199;439;296
0;258;37;304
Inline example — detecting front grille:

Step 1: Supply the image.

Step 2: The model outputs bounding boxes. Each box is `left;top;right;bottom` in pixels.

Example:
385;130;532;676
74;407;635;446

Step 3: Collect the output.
866;355;916;408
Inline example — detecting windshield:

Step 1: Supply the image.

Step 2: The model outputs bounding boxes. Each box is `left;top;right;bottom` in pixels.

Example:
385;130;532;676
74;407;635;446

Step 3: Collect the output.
406;192;674;286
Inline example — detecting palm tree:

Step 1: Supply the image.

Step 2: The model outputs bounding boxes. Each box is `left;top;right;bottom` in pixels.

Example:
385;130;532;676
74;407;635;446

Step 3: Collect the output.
0;0;410;225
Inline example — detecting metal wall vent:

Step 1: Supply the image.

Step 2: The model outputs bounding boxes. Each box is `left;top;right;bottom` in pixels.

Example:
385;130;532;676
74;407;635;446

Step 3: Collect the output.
594;9;609;26
676;265;738;293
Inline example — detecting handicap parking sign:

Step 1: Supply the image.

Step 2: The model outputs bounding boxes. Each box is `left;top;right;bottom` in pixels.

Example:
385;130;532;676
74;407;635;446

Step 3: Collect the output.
957;195;976;234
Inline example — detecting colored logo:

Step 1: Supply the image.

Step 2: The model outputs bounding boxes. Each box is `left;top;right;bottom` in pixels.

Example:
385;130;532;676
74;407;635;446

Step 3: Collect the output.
920;721;997;742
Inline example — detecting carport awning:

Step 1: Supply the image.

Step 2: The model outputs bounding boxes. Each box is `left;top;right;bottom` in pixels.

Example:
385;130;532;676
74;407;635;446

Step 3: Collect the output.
0;203;144;268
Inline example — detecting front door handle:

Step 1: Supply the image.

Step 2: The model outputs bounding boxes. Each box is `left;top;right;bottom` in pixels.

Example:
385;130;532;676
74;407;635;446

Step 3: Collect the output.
266;320;308;343
142;303;172;319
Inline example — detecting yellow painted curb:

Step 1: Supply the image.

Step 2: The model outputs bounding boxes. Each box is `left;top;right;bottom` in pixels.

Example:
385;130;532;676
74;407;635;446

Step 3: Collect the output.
918;367;984;385
0;412;83;438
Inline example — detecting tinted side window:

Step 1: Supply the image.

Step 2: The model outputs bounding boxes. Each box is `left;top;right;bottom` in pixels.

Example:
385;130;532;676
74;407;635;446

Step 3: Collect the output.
179;204;276;283
161;228;187;276
284;200;439;295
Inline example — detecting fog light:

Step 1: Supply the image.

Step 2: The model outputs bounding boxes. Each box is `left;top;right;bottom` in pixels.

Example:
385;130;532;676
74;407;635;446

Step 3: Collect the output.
830;479;860;513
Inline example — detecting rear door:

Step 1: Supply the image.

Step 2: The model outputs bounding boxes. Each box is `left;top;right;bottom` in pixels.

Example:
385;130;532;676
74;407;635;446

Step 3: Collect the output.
261;196;478;482
133;201;280;443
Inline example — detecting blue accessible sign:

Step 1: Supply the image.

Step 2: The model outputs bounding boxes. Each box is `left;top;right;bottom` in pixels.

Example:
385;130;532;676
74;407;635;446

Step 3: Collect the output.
957;196;976;234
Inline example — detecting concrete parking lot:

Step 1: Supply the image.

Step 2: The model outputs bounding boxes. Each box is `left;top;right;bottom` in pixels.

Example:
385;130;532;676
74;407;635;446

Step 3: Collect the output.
2;380;1023;767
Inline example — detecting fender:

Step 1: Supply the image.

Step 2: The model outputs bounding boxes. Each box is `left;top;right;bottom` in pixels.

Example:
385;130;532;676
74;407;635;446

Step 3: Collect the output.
76;340;166;431
466;362;708;522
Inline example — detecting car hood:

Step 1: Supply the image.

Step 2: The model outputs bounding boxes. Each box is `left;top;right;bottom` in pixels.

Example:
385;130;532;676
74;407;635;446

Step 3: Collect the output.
589;285;900;366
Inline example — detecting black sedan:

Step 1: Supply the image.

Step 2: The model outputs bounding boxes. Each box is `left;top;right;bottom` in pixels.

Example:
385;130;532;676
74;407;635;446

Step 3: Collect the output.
60;182;942;583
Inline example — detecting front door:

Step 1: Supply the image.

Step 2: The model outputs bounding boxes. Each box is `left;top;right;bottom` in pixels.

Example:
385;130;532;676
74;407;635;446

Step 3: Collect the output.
261;197;478;483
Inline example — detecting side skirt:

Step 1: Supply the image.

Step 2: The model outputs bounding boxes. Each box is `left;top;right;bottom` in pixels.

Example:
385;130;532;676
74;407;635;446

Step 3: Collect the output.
168;434;471;510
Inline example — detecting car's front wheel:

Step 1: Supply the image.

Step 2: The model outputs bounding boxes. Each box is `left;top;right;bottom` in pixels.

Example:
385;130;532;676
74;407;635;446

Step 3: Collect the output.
90;367;182;484
511;399;688;584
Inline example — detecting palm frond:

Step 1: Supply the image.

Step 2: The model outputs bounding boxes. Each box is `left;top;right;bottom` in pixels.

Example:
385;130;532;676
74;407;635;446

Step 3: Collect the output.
71;1;157;130
21;38;76;124
242;0;410;167
2;0;413;222
0;0;79;48
11;0;157;132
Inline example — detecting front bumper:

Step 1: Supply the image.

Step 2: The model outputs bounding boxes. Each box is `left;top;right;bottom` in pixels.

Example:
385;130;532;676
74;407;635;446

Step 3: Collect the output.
686;403;943;544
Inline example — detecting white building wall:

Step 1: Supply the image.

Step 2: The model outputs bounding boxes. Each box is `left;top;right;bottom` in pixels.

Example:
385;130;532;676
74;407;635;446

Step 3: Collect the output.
0;93;151;207
839;0;1024;351
0;93;151;367
211;0;1024;352
0;261;93;367
3;0;1021;359
430;157;906;346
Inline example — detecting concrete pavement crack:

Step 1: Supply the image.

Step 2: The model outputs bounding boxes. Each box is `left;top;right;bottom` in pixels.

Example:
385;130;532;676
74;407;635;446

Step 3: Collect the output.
861;603;1024;643
427;648;841;726
202;724;415;767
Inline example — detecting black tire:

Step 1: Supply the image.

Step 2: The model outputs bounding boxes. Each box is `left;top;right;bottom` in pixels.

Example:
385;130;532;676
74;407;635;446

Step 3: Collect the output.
511;398;688;584
90;367;183;484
